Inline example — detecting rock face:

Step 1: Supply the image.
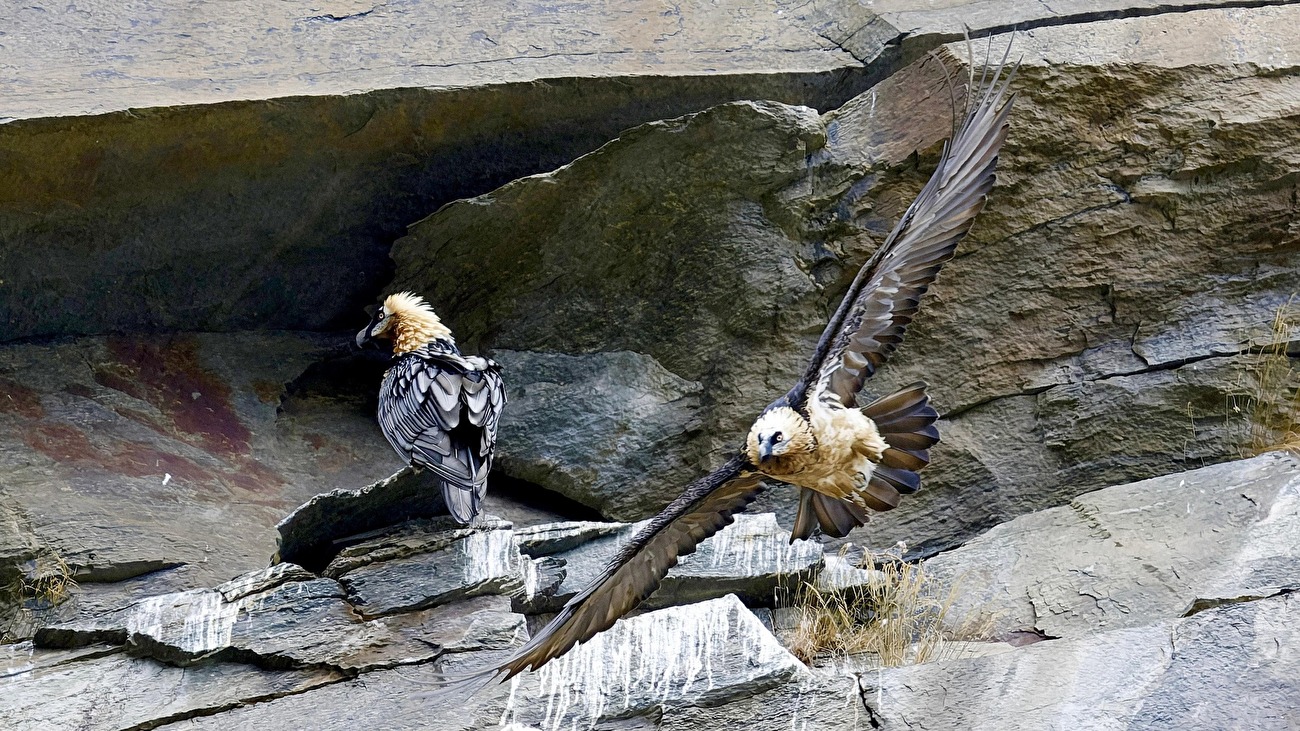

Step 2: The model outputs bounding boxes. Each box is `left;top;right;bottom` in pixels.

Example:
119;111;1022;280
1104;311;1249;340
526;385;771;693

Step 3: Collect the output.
0;0;882;342
663;593;1300;731
0;334;567;642
4;0;1300;728
10;457;1295;730
390;57;962;521
11;511;811;731
926;452;1300;640
659;455;1300;730
392;8;1300;554
516;513;822;614
34;563;523;671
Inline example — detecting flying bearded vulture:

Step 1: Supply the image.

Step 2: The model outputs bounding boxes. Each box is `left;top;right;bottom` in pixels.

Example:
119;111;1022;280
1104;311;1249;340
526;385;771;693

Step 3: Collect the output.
447;51;1017;686
356;292;506;524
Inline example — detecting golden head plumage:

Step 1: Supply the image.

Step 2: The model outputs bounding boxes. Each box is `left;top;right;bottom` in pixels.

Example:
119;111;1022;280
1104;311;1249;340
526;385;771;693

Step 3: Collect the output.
355;291;453;354
745;406;816;467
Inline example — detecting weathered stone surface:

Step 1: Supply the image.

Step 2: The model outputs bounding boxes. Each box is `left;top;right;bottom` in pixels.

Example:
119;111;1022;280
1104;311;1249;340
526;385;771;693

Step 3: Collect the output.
393;11;1300;553
328;520;524;617
1;1;882;344
171;594;805;731
275;468;452;572
501;595;807;729
0;330;567;640
514;520;630;558
0;333;353;602
926;452;1300;640
850;11;1300;552
7;0;874;121
35;565;524;671
799;0;1288;71
0;640;120;680
390;53;961;521
493;349;705;520
516;513;822;613
0;647;340;731
662;592;1300;730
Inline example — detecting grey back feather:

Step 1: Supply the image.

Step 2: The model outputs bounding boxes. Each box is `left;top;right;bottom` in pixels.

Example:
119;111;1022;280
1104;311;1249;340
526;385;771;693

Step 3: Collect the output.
377;344;505;524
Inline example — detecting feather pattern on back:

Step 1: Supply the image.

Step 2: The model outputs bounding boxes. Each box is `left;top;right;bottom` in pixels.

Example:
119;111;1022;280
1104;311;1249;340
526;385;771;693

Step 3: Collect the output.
378;341;506;523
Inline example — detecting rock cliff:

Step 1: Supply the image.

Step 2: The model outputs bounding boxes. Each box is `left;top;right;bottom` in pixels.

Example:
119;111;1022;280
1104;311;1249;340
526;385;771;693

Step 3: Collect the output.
2;1;1298;728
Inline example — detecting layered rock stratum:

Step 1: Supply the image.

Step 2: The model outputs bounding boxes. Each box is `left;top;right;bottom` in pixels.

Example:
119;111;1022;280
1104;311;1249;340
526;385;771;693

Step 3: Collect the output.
2;1;1299;728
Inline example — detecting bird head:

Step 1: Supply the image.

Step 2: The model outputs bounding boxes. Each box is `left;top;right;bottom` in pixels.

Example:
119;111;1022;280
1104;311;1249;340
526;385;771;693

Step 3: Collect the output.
746;407;815;465
355;291;453;354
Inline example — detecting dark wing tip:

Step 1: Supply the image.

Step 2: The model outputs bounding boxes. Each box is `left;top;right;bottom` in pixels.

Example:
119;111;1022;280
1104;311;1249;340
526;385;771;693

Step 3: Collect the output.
811;35;1019;405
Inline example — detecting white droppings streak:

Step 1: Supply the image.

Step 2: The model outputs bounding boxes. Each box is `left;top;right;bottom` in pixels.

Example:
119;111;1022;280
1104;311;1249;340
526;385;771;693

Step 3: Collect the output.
0;645;36;678
126;589;245;655
688;513;820;579
461;529;519;588
502;595;798;731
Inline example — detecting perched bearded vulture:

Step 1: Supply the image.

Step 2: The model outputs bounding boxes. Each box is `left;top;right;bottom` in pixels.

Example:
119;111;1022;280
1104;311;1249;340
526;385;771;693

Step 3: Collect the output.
449;53;1017;687
355;292;506;524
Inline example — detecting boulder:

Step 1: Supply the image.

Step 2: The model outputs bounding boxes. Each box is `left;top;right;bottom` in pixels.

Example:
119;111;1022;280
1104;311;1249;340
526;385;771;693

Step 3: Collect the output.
390;54;962;521
492;349;705;520
515;513;822;613
925;451;1300;640
501;595;807;729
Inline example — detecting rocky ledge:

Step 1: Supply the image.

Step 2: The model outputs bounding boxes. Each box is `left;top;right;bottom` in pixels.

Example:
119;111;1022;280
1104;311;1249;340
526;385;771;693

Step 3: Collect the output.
4;453;1296;730
3;1;1300;728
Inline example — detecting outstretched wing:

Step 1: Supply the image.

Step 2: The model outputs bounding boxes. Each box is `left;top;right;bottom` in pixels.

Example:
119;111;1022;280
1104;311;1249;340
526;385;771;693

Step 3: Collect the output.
451;455;762;683
378;349;506;522
807;50;1018;407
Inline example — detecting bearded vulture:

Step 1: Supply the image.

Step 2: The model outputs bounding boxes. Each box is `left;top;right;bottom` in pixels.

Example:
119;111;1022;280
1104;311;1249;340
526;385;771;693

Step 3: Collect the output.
447;51;1017;686
356;292;506;524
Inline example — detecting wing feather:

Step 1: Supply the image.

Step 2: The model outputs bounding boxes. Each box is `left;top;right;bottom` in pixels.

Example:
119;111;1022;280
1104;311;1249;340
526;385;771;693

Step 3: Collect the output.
801;50;1017;407
448;455;761;683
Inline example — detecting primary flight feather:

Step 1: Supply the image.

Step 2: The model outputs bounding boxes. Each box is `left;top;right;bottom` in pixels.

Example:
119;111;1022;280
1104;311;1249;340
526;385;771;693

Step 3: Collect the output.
356;291;506;524
447;49;1018;685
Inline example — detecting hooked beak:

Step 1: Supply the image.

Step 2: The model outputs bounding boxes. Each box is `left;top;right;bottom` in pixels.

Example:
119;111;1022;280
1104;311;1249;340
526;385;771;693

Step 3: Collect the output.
758;441;774;462
355;307;384;349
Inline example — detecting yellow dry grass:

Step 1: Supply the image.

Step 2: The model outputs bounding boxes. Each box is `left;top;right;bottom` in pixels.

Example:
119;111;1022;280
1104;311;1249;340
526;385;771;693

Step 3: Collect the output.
783;545;993;668
1;554;76;644
1230;299;1300;457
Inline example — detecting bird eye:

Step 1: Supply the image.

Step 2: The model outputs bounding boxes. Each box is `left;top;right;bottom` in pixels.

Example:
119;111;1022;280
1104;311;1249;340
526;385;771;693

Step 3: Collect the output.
773;432;783;442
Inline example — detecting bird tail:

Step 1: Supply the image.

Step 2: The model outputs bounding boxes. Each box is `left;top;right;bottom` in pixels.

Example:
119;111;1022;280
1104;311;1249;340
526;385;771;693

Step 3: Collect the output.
441;478;485;525
426;446;492;525
789;382;939;542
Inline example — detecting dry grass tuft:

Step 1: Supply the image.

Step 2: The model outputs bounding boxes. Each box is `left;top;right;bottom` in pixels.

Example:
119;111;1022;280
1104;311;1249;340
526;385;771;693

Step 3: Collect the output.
783;544;993;668
1;554;76;644
1230;299;1300;457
